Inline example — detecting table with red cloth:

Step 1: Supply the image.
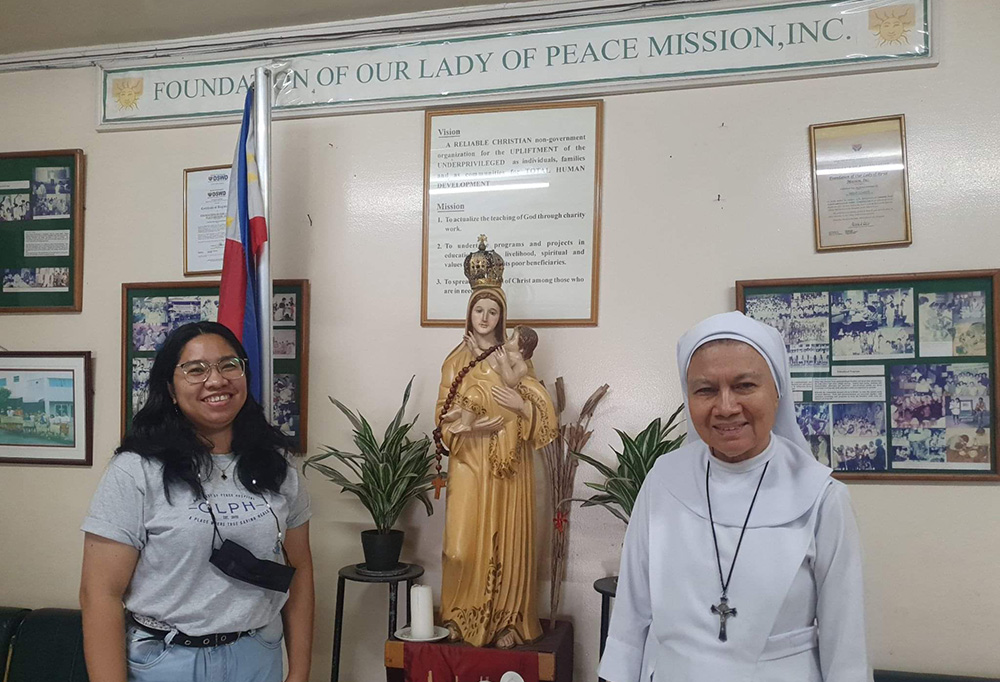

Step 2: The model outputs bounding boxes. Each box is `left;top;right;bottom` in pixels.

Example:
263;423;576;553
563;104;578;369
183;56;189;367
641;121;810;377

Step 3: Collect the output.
385;620;573;682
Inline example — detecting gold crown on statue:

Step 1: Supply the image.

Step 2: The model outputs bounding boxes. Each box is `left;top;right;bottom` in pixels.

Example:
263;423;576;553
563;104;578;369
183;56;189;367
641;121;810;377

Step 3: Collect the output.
464;235;505;289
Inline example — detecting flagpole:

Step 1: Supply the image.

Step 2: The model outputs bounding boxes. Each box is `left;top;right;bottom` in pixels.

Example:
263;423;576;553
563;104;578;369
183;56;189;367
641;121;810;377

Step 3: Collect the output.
254;66;274;423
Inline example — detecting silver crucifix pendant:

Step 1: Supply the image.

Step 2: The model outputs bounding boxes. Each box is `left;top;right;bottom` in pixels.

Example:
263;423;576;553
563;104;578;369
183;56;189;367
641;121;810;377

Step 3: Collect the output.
710;595;737;642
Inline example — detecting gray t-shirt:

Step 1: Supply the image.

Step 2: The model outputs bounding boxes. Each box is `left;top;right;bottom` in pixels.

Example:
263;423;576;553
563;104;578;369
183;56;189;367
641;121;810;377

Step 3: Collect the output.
81;451;311;636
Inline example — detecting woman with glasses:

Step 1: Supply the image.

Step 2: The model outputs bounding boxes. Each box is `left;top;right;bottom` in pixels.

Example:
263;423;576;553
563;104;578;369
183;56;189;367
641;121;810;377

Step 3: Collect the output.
80;321;314;682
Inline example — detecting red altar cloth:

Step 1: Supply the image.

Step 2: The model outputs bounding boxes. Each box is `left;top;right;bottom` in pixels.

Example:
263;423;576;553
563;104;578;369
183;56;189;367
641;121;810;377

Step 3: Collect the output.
385;620;573;682
403;641;539;682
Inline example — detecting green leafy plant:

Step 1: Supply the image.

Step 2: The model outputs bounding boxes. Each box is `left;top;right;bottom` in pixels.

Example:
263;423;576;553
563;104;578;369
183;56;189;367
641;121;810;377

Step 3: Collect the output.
572;404;686;524
304;377;436;533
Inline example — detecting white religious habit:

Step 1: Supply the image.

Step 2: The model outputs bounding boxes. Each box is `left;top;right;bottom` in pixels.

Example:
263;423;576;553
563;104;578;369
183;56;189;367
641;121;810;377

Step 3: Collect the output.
598;312;872;682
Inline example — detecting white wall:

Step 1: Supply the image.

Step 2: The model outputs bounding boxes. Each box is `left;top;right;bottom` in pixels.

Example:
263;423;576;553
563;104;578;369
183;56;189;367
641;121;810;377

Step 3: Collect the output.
1;2;999;679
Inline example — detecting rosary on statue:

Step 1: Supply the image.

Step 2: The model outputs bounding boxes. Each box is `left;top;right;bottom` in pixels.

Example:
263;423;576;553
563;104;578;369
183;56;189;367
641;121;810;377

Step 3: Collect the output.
705;459;769;642
431;342;502;499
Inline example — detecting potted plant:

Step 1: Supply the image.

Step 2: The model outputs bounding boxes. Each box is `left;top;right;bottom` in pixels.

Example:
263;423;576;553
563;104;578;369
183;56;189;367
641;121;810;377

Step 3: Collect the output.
304;377;436;572
572;404;686;524
571;404;686;613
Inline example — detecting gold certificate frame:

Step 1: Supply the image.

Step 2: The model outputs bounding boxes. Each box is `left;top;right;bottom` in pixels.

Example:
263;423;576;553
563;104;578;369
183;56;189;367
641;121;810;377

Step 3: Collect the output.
810;115;912;252
421;100;603;327
183;164;231;276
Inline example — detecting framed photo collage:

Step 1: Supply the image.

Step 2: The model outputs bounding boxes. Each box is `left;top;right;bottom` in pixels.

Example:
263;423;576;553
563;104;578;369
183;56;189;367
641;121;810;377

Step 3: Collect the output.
0;150;84;313
739;270;999;481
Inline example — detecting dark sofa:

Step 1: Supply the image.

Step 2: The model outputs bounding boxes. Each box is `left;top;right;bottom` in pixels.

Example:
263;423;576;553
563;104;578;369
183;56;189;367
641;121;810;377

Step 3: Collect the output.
0;607;88;682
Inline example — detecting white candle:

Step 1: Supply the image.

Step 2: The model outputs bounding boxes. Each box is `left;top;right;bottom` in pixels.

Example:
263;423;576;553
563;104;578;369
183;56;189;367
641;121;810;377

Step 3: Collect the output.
410;584;435;639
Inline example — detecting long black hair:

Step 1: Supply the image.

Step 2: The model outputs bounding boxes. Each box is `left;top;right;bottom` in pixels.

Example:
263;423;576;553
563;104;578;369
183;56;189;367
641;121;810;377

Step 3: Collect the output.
118;321;292;502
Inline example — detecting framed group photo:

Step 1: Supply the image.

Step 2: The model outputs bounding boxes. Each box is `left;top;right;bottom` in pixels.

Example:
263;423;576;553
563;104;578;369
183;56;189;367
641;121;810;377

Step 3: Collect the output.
0;351;93;466
738;269;999;481
122;280;310;452
0;149;85;313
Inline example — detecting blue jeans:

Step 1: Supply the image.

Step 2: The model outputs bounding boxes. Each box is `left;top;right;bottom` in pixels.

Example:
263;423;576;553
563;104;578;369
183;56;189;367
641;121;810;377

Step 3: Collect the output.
125;621;283;682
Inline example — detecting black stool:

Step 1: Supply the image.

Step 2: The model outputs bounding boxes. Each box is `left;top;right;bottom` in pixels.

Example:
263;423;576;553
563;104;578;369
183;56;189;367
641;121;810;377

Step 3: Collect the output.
593;576;618;682
330;562;424;682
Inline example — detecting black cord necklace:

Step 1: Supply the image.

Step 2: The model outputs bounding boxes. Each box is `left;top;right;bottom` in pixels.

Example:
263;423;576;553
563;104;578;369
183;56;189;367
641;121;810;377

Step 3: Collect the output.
214;456;236;480
705;458;769;643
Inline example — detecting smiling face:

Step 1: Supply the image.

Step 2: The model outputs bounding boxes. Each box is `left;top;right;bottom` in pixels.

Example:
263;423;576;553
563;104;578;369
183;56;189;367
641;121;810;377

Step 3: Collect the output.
879;17;904;41
686;340;779;463
170;333;247;451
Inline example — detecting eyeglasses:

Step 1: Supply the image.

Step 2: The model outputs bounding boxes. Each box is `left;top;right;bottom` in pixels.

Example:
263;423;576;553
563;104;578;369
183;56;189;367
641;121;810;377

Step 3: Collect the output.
176;357;246;384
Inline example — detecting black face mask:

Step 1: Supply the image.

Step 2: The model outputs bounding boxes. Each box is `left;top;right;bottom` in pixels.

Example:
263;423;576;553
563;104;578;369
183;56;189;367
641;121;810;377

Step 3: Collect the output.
210;539;296;593
207;499;296;593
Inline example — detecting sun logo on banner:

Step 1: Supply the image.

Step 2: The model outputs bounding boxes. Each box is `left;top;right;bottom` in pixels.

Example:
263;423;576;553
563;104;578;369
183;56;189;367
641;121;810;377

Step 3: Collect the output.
869;4;915;46
112;78;144;110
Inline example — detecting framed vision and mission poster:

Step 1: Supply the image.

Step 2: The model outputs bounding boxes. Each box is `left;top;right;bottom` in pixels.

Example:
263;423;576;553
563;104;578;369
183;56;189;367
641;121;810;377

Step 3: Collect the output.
0;149;85;313
121;280;310;452
422;100;603;327
738;270;999;482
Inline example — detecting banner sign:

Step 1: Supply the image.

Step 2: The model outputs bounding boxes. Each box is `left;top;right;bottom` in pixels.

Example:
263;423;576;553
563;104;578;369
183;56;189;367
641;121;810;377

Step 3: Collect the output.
100;0;931;129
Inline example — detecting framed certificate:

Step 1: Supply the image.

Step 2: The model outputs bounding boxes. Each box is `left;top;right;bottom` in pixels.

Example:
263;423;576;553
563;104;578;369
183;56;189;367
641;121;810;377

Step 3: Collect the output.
0;149;85;313
738;269;999;482
183;165;231;275
422;100;602;326
810;115;911;251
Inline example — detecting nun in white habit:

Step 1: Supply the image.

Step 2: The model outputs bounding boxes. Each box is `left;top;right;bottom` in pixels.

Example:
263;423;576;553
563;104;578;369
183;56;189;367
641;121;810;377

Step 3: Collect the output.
599;312;871;682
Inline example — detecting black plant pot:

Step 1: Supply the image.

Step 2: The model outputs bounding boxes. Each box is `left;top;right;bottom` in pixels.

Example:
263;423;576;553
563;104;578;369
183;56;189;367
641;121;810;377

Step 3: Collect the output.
360;529;404;571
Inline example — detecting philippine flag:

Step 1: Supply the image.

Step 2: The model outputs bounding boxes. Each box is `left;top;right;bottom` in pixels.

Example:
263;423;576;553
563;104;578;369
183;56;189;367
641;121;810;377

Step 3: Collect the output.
218;88;268;403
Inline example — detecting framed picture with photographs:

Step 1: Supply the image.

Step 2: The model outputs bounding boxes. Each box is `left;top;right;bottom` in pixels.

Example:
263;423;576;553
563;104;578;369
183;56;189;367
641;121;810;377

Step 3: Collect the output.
738;270;999;481
0;351;93;466
809;115;911;251
121;280;309;452
0;149;85;313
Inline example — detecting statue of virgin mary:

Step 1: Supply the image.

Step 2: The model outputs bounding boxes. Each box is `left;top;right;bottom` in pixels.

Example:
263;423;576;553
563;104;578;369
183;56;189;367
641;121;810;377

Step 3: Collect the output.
435;236;558;648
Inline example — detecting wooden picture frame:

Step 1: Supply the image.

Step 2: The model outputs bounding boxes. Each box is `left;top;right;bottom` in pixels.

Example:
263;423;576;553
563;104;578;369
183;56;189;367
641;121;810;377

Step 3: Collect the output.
737;270;999;481
183;164;230;276
0;351;93;466
0;149;85;313
121;280;310;452
422;100;603;327
809;115;912;251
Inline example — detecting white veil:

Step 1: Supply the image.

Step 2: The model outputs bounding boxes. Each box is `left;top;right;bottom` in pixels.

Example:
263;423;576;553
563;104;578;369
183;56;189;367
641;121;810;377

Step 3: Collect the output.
675;310;812;455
